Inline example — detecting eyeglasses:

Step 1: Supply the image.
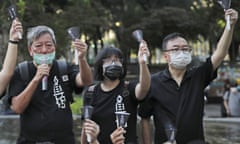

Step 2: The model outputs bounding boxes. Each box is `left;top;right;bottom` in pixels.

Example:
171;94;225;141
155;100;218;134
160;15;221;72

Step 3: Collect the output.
102;57;123;65
164;46;192;54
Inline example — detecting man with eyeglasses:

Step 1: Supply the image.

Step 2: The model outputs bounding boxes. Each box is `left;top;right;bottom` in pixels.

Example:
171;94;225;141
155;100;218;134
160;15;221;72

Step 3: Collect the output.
139;9;238;144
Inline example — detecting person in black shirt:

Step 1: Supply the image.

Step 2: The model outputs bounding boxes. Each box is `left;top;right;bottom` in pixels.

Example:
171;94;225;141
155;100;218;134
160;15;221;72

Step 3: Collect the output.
81;44;151;144
8;25;93;144
139;9;238;144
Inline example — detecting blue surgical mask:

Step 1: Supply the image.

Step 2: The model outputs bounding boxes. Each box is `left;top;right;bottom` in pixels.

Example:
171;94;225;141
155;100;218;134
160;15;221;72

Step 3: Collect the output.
33;51;55;65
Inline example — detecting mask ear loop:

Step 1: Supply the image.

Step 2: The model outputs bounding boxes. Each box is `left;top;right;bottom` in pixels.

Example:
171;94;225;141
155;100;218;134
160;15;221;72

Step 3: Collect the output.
120;64;124;78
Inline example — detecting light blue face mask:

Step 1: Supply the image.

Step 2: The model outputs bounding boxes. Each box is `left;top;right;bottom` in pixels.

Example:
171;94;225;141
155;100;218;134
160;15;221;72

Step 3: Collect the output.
33;52;55;65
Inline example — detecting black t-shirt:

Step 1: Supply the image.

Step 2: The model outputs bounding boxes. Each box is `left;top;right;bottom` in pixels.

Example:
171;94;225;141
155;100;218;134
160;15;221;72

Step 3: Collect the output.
138;57;217;144
8;61;82;143
83;80;140;144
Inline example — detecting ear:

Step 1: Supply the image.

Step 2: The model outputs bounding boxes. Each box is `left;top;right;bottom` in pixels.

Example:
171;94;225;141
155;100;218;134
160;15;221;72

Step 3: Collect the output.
28;46;33;56
163;52;169;62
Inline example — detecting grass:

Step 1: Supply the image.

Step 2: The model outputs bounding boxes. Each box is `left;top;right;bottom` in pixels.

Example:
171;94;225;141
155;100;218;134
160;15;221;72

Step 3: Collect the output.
70;95;83;115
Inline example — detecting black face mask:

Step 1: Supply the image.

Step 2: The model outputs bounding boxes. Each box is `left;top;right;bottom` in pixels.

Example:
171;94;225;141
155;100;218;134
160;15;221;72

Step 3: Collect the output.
104;65;123;81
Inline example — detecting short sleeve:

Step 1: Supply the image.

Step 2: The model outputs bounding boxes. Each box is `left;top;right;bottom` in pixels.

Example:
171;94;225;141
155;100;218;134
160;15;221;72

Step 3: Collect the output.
68;64;83;94
138;99;153;118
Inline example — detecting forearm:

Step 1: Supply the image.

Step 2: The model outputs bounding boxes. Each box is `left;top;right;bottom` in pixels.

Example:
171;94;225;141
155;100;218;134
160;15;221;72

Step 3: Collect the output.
212;9;238;69
76;58;93;86
11;78;39;114
90;140;100;144
2;42;18;76
136;63;151;100
0;43;18;94
213;25;234;61
141;118;152;144
223;100;230;113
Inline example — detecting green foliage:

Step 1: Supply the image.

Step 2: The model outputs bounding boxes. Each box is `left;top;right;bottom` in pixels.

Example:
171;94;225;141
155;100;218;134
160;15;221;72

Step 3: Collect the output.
0;0;240;64
70;95;83;115
16;0;26;20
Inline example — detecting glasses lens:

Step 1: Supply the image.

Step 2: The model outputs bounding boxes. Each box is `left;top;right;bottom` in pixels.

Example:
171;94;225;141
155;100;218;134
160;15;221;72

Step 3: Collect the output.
165;46;191;54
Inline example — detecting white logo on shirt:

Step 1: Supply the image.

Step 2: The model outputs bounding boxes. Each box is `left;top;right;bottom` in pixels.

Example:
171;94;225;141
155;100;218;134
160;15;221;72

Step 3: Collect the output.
115;95;125;112
53;76;66;109
62;75;69;82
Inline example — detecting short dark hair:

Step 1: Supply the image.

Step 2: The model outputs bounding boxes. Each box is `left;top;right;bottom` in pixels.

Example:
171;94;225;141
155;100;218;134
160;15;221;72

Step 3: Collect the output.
162;32;186;50
93;47;127;81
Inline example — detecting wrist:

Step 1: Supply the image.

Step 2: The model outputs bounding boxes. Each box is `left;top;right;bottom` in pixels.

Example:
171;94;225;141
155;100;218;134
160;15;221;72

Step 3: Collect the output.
139;61;147;65
9;40;19;45
79;56;86;61
90;140;99;144
78;57;87;64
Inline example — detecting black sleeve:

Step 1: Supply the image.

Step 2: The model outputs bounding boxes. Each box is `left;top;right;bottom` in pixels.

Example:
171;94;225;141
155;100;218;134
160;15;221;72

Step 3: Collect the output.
82;83;98;106
128;80;151;103
138;99;154;118
69;64;83;94
202;57;218;87
128;80;138;101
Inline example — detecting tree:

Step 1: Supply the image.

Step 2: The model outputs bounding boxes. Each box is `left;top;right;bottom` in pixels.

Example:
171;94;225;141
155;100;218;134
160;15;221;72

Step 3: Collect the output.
0;0;239;66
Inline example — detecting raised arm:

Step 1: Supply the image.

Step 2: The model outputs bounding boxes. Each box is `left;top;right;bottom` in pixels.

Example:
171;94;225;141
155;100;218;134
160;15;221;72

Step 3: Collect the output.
211;9;238;70
73;39;93;87
135;40;151;100
0;19;22;95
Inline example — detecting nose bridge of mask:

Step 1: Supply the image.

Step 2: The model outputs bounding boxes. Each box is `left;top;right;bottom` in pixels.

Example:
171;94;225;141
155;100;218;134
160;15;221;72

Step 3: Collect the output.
111;59;122;66
175;50;188;59
177;50;184;56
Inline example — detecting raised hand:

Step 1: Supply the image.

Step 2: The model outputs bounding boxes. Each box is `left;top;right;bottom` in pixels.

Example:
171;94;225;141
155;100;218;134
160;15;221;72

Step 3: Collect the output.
72;39;88;60
225;8;238;26
138;40;150;64
9;19;23;41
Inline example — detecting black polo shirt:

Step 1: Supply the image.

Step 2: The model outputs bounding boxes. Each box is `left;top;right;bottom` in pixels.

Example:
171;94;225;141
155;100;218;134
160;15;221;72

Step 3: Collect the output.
138;57;217;144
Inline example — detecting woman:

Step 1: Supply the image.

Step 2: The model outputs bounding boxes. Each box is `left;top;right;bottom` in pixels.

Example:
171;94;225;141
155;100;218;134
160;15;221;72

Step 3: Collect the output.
81;42;150;144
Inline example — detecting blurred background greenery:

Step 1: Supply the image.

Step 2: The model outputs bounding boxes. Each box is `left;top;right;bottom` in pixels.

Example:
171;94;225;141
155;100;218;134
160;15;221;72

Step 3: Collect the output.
70;95;83;115
0;0;240;66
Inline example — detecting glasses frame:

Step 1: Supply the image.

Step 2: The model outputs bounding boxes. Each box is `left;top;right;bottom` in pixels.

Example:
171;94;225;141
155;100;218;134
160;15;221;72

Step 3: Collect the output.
163;46;192;54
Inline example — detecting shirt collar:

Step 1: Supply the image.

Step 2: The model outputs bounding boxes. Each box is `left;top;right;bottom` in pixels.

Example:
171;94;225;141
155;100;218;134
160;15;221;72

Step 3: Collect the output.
162;67;192;82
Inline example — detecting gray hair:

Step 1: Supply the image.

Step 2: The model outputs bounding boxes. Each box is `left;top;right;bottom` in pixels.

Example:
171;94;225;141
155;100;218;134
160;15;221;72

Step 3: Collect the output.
27;25;56;47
